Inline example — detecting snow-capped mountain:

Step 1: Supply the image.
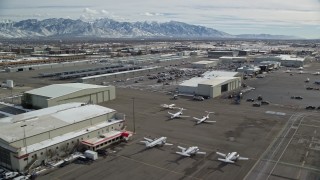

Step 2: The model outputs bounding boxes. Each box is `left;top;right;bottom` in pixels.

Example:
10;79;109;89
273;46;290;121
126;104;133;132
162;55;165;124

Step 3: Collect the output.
0;18;232;38
0;18;299;39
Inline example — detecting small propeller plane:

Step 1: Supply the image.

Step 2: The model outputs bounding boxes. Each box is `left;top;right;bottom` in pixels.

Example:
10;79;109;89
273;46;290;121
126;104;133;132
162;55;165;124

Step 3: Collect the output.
168;108;189;119
176;146;206;157
160;104;177;109
216;151;249;163
140;137;173;148
193;111;216;125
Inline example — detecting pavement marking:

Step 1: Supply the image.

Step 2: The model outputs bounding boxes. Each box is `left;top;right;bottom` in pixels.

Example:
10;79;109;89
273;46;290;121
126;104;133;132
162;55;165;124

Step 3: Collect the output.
300;123;320;128
116;154;203;180
266;113;306;179
260;159;320;173
265;111;286;116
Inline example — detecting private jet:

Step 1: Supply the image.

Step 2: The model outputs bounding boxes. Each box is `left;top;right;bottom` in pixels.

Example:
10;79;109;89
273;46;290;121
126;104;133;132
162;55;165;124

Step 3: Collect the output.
160;104;177;109
168;108;189;119
140;137;173;148
216;151;249;163
193;111;216;125
176;146;206;157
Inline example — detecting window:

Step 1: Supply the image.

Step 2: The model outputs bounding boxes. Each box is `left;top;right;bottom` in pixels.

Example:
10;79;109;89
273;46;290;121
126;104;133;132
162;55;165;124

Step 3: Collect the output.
67;143;69;146
56;147;59;149
87;135;90;138
40;152;43;155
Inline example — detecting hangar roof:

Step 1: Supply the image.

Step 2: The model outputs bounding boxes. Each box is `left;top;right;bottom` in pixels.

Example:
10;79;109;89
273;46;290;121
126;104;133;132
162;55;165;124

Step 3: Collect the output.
179;70;238;87
199;77;240;86
0;103;115;143
25;83;107;99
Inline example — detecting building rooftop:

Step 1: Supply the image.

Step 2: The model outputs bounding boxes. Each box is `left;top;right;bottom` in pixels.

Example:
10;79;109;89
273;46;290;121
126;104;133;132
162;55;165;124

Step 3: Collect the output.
180;70;238;87
192;61;216;65
277;55;305;61
200;77;240;86
25;83;107;99
0;103;116;143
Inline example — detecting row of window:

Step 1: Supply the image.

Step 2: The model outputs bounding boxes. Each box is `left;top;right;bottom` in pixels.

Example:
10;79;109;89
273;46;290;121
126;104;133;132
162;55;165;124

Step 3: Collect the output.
24;124;120;161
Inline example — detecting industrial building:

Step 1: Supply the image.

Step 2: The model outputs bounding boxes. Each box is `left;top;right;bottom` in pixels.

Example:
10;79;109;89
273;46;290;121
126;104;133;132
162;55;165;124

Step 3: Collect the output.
78;66;164;83
219;56;248;64
0;103;129;172
192;61;218;68
22;83;115;109
208;51;237;58
254;55;306;67
178;71;241;98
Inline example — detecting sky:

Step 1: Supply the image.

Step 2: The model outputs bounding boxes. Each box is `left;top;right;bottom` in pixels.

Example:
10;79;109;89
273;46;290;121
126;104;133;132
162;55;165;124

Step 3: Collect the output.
0;0;319;38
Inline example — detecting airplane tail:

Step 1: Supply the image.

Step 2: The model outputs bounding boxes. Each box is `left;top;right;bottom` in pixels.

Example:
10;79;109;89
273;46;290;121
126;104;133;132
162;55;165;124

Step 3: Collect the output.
218;158;234;163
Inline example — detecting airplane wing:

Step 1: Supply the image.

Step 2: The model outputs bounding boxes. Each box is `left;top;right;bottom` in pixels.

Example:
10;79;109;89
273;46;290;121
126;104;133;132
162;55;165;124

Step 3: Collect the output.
143;137;154;142
176;152;190;157
204;120;216;123
196;151;206;155
216;152;226;157
177;146;186;151
218;158;234;163
168;112;175;116
238;156;249;160
193;117;202;121
164;143;173;146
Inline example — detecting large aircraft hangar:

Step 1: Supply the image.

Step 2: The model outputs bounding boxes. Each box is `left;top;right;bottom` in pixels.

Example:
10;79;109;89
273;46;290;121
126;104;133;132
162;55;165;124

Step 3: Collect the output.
178;71;241;98
21;83;115;109
0;103;129;172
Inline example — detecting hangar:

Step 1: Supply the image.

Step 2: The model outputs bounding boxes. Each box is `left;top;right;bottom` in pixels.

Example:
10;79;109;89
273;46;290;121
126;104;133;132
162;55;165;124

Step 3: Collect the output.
178;71;241;98
21;83;115;109
0;103;129;172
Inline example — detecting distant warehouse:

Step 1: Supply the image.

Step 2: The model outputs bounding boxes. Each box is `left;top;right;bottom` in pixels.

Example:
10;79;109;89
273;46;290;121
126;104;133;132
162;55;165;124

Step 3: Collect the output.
22;83;115;109
0;103;129;171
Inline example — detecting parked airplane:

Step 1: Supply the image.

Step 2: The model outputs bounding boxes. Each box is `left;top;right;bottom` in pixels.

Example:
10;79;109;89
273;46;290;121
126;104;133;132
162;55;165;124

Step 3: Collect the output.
216;152;249;163
168;108;189;119
140;137;173;148
176;146;206;157
298;67;304;70
160;104;177;109
313;72;320;75
193;111;216;124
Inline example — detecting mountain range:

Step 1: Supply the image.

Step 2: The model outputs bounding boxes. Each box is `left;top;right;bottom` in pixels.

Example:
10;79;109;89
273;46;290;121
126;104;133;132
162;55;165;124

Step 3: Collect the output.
0;18;298;39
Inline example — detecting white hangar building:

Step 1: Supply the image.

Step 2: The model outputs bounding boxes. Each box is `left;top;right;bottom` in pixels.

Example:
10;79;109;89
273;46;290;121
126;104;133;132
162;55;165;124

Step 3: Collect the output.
21;83;116;109
178;71;241;98
0;103;130;172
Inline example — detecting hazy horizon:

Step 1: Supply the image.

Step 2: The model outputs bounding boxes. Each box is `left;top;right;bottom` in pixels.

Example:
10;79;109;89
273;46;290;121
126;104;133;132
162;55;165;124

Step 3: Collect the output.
0;0;319;39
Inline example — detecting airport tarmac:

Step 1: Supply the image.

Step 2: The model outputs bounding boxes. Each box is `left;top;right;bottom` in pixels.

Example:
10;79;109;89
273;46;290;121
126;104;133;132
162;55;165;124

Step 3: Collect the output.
39;87;295;180
1;58;319;179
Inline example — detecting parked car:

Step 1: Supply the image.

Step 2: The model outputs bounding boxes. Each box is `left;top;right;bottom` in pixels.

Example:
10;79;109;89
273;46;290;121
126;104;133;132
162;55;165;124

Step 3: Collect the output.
2;172;19;179
261;101;270;105
306;106;316;110
97;149;108;156
306;87;313;90
246;98;254;102
317;106;320;110
193;96;204;101
253;102;261;107
257;95;263;101
291;96;303;100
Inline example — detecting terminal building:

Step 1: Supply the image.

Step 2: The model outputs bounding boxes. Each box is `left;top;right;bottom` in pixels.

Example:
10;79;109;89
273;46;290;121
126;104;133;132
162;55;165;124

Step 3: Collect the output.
0;103;129;172
22;83;115;109
178;71;241;98
208;51;237;58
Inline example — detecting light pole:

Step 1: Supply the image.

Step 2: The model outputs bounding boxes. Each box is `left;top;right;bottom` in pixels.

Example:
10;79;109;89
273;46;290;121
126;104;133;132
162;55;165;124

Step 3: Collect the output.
132;98;136;134
21;124;28;164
